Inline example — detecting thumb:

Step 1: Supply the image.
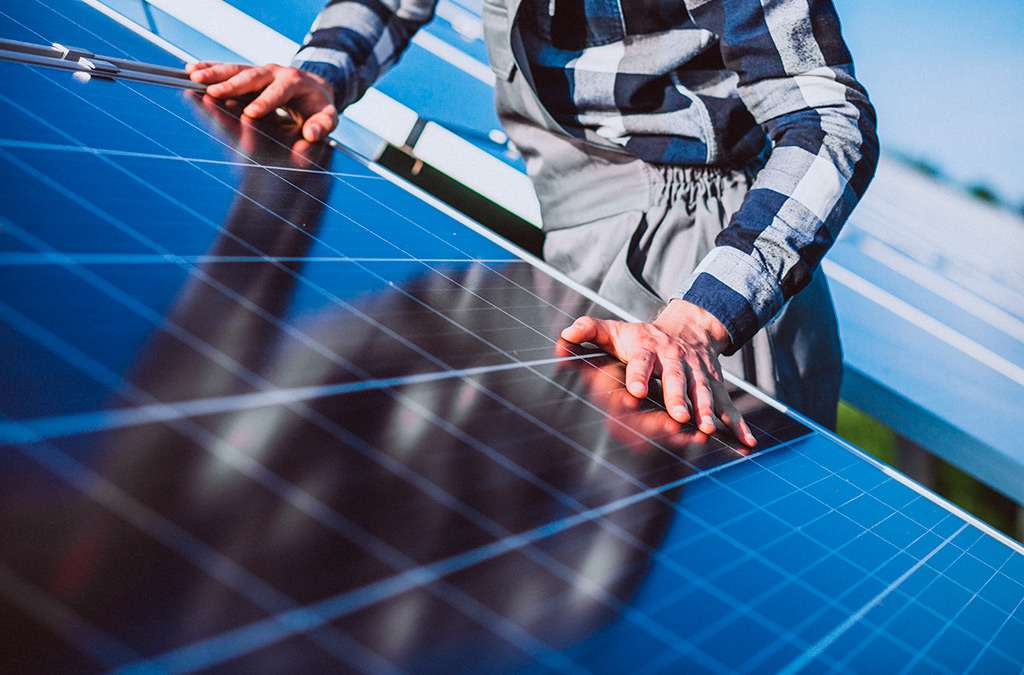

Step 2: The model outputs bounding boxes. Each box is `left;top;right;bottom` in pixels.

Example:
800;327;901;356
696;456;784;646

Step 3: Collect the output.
560;316;601;344
301;108;337;142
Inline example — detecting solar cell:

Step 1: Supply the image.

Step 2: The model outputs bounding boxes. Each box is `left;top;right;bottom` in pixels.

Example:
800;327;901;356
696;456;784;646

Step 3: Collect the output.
2;1;1024;673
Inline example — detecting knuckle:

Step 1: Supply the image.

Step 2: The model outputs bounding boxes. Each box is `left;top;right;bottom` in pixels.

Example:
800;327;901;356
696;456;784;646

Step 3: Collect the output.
664;344;686;362
629;352;652;368
662;363;684;378
279;68;302;85
636;336;659;352
266;82;290;98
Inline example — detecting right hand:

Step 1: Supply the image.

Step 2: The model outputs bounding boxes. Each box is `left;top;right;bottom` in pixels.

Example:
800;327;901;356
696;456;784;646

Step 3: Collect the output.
560;299;756;448
554;341;729;456
187;62;338;143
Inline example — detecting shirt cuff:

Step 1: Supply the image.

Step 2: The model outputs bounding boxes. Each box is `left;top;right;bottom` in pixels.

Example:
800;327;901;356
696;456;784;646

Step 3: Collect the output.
293;59;353;110
672;245;784;355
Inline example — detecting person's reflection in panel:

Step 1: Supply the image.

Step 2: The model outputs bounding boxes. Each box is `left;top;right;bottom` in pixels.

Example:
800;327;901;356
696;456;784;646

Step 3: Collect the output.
38;97;765;672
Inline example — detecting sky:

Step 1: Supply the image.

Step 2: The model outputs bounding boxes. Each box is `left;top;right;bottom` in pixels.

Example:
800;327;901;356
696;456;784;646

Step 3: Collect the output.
832;0;1024;208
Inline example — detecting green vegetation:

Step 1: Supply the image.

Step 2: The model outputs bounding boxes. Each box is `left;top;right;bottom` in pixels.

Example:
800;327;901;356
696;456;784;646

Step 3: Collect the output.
891;152;1022;215
968;184;1000;205
905;157;942;179
836;401;896;465
836;402;1021;543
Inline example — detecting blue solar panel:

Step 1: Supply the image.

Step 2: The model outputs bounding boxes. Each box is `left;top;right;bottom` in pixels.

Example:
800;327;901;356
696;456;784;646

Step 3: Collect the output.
2;2;1024;673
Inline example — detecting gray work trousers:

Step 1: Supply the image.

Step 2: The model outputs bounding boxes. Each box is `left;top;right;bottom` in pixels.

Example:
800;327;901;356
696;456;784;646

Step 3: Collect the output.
542;163;844;430
482;7;842;429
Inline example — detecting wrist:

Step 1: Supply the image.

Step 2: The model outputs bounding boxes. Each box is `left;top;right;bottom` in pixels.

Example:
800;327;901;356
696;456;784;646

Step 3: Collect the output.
653;299;731;355
304;71;336;108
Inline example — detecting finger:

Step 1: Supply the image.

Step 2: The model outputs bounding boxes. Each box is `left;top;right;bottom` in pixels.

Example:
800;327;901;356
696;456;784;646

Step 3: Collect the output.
186;61;216;75
301;106;338;142
738;418;756;449
688;368;717;435
713;383;757;448
714;405;755;447
294;73;337;139
208;66;278;104
623;350;655;399
189;63;250;86
246;67;324;121
659;359;690;424
560;316;604;345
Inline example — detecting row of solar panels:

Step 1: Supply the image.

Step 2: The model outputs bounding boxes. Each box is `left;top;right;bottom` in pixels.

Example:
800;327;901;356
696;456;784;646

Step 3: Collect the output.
1;1;1023;673
170;0;1024;507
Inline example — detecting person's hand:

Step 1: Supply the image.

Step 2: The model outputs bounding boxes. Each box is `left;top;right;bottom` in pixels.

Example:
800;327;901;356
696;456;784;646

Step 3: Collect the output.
189;91;325;169
560;299;757;448
554;342;720;455
187;62;338;143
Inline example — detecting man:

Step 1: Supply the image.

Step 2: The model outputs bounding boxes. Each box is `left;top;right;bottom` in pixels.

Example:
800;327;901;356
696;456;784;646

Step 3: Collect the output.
188;0;878;445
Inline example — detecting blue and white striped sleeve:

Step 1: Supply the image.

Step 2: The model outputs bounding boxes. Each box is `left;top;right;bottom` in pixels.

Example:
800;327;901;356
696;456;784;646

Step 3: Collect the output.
675;0;879;353
291;0;437;110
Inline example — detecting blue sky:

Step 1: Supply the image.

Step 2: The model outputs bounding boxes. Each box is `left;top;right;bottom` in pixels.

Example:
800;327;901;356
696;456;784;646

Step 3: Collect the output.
833;0;1024;207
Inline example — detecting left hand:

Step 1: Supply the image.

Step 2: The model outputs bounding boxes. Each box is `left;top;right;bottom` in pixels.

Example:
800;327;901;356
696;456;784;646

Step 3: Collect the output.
187;62;338;143
189;91;322;169
560;299;757;448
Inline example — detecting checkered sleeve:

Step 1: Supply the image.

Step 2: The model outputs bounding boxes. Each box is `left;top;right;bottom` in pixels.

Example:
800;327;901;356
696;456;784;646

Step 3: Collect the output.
673;0;879;353
291;0;437;110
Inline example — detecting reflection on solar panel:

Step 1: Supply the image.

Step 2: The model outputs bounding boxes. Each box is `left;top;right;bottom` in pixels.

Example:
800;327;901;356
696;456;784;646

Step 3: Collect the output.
2;1;1024;673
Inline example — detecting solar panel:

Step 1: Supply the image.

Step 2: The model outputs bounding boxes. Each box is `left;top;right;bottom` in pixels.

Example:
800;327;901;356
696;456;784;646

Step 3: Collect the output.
202;0;1024;505
2;1;1024;673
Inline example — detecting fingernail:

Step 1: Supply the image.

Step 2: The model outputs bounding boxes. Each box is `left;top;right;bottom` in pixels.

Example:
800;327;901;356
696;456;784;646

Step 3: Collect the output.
628;383;645;396
307;123;320;140
672;405;688;418
244;104;260;116
700;416;715;432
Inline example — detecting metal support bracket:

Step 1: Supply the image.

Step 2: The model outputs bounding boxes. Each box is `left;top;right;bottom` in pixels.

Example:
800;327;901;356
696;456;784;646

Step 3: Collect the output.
0;38;204;92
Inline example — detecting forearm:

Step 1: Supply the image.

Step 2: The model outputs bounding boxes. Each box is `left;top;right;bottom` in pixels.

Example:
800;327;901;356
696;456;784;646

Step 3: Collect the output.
291;0;436;110
677;0;879;353
677;97;878;351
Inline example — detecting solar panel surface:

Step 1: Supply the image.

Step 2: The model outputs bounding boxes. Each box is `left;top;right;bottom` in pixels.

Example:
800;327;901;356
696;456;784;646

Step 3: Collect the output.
198;0;1024;504
2;2;1024;673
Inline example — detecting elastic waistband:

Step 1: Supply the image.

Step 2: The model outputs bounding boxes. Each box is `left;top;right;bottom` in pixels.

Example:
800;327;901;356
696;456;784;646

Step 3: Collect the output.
650;162;762;214
537;156;763;230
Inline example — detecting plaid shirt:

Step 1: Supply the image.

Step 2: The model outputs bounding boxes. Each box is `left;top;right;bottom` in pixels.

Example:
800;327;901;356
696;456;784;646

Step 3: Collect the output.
293;0;878;349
